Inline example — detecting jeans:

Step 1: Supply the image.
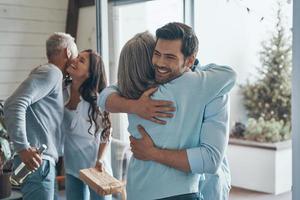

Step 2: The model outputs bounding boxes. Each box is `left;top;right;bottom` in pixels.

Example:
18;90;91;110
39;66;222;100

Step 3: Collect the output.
14;158;56;200
65;173;112;200
157;193;200;200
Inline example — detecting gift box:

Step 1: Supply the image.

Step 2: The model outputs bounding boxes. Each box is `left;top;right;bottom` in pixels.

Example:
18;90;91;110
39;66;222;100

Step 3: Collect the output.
79;168;125;196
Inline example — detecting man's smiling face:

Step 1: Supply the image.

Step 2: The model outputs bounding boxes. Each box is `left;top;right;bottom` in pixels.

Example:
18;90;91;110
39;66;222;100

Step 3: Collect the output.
152;39;189;84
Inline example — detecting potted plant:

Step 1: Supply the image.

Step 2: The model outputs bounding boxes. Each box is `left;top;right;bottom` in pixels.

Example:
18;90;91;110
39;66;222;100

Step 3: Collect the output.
228;3;292;195
0;101;14;199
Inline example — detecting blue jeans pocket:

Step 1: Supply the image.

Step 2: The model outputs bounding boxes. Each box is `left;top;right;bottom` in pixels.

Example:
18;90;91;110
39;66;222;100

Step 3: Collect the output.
38;160;50;180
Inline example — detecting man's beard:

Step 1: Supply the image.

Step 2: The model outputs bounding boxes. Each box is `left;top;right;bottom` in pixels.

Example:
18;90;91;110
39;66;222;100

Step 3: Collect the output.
154;64;185;84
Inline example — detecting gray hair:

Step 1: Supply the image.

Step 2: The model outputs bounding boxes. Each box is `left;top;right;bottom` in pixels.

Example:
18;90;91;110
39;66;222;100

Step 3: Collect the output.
117;31;156;99
46;32;78;60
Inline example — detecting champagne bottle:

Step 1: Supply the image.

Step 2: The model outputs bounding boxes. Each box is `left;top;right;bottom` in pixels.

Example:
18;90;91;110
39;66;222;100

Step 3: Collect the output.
10;144;47;186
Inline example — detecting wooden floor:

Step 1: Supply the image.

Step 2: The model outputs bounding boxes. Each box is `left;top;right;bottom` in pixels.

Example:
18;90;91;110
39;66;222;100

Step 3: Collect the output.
59;187;292;200
229;187;291;200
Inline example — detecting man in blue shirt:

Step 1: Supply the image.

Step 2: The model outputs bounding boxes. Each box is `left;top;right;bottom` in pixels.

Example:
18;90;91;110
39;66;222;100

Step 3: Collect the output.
99;23;236;200
4;33;78;200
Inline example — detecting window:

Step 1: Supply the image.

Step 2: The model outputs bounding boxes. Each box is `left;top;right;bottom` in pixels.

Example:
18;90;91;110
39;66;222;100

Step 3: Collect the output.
107;0;184;141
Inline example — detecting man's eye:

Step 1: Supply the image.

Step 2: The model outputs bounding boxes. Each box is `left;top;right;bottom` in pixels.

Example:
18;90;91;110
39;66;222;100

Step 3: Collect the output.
166;56;175;60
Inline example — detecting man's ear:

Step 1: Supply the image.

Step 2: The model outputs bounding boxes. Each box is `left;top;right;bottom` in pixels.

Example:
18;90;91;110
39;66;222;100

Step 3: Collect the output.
185;54;196;69
65;48;71;59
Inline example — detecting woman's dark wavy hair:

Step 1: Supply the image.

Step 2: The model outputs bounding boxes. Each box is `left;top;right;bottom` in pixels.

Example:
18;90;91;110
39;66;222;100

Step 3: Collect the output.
67;49;111;140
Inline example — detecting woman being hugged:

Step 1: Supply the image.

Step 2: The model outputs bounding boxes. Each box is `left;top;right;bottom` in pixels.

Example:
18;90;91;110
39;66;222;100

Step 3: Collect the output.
63;49;112;200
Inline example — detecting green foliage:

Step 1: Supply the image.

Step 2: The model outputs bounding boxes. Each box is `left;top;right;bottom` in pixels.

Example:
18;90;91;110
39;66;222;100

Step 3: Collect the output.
0;102;13;174
239;4;292;142
244;117;291;143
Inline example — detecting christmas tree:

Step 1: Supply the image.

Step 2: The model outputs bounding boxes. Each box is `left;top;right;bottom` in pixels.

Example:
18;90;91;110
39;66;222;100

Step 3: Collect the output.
234;3;292;142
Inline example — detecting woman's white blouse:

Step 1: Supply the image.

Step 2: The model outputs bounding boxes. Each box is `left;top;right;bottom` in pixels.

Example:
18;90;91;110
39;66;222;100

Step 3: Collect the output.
62;86;112;178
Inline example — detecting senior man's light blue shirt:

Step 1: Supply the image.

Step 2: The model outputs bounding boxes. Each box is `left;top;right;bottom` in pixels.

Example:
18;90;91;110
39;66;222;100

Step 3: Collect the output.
99;64;236;200
4;64;64;165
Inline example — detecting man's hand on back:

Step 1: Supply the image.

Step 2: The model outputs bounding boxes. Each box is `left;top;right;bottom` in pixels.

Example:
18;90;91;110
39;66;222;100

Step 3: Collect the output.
130;125;157;161
132;87;175;125
130;125;191;172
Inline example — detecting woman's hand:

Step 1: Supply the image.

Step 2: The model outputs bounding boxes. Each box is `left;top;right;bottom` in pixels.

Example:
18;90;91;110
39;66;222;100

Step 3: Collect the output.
95;160;105;172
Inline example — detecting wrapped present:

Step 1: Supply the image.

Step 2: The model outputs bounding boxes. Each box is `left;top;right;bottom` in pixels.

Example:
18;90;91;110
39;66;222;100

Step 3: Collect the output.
79;168;125;196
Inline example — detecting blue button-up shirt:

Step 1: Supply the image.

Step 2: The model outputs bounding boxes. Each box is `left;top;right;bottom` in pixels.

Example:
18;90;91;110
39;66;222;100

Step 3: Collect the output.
99;64;236;200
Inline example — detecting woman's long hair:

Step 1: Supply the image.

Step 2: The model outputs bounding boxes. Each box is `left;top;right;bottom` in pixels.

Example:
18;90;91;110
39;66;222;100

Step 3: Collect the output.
73;49;111;140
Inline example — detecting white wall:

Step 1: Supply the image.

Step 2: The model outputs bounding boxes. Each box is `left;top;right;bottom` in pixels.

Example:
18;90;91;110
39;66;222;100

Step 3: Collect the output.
292;0;300;199
0;0;68;99
194;0;293;126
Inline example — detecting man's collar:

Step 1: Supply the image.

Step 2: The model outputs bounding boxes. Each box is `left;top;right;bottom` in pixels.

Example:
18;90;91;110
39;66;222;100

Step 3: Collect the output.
191;58;199;71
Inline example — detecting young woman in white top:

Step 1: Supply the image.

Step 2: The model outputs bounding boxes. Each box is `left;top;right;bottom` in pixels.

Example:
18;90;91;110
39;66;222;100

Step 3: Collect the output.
63;49;112;200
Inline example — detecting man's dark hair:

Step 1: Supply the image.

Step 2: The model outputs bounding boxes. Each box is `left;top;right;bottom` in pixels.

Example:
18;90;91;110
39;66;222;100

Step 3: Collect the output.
155;22;199;58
